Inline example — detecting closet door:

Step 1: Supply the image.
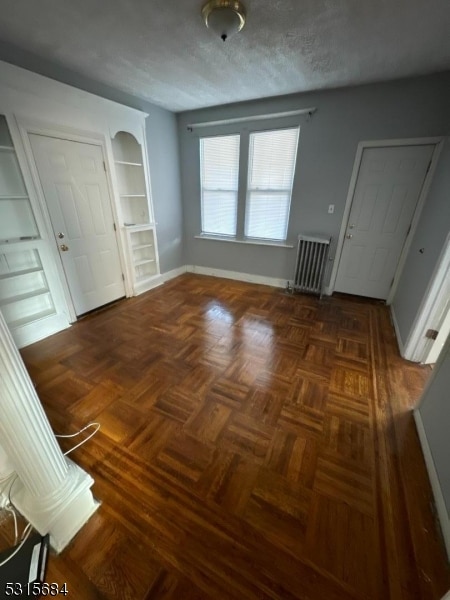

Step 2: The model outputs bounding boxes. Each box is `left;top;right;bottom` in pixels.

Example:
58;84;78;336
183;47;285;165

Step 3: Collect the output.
29;134;125;315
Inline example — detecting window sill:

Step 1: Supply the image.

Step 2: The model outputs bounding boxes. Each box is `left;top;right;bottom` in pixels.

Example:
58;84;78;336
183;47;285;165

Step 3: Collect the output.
195;234;294;249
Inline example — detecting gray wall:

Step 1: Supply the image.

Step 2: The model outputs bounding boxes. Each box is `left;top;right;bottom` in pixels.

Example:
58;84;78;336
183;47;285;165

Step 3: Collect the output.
392;141;450;346
177;72;450;283
0;41;184;274
146;106;184;273
419;335;450;525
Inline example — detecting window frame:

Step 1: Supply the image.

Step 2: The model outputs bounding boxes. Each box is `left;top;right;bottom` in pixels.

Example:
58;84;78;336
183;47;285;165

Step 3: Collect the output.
198;123;300;245
245;126;300;242
199;133;240;238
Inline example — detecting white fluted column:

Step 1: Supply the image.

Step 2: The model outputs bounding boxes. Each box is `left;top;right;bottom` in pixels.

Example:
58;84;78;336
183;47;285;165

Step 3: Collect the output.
0;311;98;551
0;441;14;479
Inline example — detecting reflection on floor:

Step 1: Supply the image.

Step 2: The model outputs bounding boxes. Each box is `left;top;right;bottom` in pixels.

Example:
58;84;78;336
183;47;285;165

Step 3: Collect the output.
15;274;450;599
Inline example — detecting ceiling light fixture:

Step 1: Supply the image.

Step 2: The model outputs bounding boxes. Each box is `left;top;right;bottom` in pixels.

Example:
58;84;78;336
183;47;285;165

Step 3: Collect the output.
202;0;246;42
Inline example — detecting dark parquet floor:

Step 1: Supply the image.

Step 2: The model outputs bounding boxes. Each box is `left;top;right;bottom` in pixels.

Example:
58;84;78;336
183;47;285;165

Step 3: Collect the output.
14;274;450;599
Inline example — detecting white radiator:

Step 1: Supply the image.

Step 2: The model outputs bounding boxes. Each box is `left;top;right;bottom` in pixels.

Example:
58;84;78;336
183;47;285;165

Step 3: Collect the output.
293;235;330;297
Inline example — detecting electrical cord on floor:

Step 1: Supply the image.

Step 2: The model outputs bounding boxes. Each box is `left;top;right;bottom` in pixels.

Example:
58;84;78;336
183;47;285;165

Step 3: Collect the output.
7;475;18;508
0;474;33;569
0;522;32;568
55;422;100;456
1;424;100;509
0;423;100;568
6;507;18;545
0;472;16;496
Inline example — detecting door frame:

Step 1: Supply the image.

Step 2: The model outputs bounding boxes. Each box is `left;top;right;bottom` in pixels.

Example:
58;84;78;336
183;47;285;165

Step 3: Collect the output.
403;232;450;363
16;116;130;322
327;137;443;303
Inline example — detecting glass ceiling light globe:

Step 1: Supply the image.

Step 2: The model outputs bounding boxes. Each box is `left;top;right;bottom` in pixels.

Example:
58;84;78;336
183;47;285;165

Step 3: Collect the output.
202;0;246;42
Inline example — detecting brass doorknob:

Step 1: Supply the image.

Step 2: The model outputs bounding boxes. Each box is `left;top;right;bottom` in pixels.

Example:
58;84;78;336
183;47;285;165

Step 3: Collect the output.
60;244;69;251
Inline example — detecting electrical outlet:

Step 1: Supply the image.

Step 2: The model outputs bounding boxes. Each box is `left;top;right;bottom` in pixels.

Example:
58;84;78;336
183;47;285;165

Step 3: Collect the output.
328;204;335;214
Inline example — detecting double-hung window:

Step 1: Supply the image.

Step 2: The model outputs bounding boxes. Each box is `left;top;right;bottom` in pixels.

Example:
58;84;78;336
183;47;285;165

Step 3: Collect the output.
199;126;299;242
245;127;299;241
200;134;240;236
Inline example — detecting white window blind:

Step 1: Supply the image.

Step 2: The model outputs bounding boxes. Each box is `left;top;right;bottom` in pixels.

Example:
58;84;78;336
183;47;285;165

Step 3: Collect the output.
200;134;240;236
245;127;299;241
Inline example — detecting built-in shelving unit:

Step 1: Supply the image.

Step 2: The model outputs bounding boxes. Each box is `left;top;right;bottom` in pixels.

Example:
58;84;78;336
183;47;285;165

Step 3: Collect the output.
112;132;150;227
0;120;39;244
126;226;158;284
0;62;170;347
111;131;160;294
0;246;56;330
0;115;57;335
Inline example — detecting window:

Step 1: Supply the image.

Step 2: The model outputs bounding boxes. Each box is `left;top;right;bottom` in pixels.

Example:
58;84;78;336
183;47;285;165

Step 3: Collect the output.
200;134;240;236
245;127;299;241
199;126;299;242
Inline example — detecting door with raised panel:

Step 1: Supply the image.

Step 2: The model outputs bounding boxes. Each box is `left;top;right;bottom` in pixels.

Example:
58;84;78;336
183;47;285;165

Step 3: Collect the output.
29;134;125;315
335;144;434;299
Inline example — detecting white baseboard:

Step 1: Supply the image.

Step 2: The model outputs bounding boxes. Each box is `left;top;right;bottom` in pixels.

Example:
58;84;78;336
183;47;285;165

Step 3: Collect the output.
12;314;71;350
414;409;450;560
134;275;164;296
186;265;287;289
8;266;346;350
160;265;188;282
390;305;405;356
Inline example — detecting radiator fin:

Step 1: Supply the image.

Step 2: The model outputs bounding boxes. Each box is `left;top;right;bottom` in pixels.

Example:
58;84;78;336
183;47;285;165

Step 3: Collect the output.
294;235;330;297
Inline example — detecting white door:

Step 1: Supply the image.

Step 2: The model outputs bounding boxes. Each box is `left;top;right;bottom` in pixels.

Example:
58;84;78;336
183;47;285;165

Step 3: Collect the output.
29;134;125;315
427;300;450;364
423;235;450;364
335;145;435;299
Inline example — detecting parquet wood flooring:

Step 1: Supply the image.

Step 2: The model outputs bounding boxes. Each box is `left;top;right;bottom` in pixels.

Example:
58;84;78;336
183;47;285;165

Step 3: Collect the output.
14;274;450;599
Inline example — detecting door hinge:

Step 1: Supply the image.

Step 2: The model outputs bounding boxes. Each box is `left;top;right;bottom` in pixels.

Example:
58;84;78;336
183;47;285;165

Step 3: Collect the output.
406;224;411;237
425;329;439;340
426;160;432;174
113;222;116;232
122;273;125;281
103;161;107;172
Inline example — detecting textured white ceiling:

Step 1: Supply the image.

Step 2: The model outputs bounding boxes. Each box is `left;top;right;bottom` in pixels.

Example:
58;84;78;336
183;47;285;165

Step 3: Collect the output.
0;0;449;112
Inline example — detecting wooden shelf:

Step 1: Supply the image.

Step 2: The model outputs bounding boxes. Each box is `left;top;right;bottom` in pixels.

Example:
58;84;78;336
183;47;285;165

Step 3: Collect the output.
112;133;149;225
112;130;159;294
132;243;153;250
0;137;38;240
0;287;50;307
134;258;155;267
123;223;155;230
135;272;158;284
0;116;59;339
114;160;143;167
0;236;40;245
0;266;43;280
0;232;55;334
9;307;55;329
